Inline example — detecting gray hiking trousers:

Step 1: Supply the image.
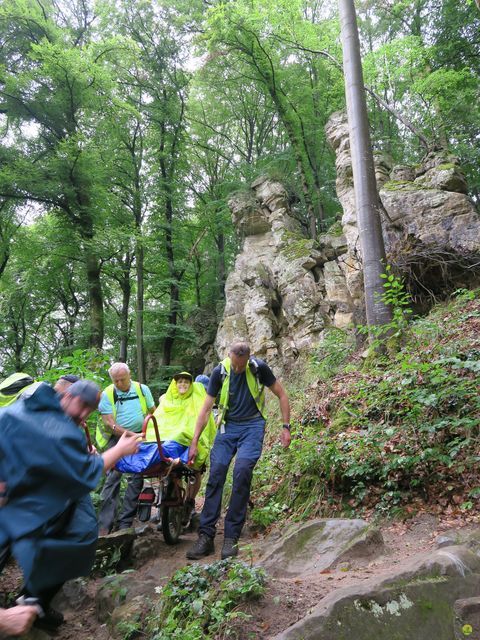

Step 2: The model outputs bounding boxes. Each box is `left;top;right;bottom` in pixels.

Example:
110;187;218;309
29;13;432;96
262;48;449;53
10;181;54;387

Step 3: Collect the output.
97;436;143;531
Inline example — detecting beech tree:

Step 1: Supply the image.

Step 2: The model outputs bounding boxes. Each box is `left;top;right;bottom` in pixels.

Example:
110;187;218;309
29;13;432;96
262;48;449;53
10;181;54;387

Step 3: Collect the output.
338;0;392;328
203;0;344;233
0;0;115;348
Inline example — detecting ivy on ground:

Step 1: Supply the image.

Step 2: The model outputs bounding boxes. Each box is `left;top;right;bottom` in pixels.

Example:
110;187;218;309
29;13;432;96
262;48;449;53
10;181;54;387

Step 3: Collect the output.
116;560;266;640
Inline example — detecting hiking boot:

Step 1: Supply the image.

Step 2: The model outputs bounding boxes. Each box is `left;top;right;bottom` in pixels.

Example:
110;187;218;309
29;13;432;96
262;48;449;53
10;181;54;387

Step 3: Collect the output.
221;537;239;560
34;606;64;632
186;533;214;560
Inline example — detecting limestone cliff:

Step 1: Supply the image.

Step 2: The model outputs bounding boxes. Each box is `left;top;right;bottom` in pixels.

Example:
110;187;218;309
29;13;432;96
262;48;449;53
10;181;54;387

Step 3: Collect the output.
325;111;480;317
215;177;329;370
213;113;480;369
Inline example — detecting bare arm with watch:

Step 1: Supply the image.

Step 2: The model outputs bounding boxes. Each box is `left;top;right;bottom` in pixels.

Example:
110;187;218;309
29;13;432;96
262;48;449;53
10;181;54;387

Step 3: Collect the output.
268;380;291;448
101;413;128;437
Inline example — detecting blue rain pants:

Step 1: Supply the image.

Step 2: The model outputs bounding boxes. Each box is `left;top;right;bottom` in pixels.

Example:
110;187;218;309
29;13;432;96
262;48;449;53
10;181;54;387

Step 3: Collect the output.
199;417;265;540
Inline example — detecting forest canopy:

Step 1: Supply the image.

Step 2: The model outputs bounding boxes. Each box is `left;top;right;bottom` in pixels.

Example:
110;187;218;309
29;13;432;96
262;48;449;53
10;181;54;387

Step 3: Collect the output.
0;0;478;388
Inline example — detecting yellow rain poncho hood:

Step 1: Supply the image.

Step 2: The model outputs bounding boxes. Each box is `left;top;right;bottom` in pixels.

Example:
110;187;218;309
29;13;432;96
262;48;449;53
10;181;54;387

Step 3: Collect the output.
146;375;216;469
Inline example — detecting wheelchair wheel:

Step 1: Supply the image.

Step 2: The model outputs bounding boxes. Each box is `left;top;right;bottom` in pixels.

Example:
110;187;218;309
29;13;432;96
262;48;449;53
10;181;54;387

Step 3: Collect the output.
161;478;183;545
137;503;152;522
162;504;183;544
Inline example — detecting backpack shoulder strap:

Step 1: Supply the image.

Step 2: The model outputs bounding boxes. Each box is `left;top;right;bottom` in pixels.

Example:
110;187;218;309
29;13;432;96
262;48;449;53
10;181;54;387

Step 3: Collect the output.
132;381;148;414
219;361;229;384
248;356;260;379
105;384;118;419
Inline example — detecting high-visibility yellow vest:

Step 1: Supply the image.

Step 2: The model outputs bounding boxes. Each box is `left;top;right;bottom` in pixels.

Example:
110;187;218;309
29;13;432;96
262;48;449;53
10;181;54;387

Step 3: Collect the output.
217;357;266;428
0;373;36;409
95;381;148;449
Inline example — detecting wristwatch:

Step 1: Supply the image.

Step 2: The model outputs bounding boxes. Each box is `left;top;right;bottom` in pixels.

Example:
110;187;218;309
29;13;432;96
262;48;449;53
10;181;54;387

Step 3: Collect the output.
282;423;291;431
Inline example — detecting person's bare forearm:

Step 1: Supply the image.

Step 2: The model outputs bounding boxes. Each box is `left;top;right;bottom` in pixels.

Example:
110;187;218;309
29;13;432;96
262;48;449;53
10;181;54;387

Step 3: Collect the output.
192;407;210;443
269;381;290;424
102;448;122;471
279;392;290;424
102;402;155;439
101;415;128;437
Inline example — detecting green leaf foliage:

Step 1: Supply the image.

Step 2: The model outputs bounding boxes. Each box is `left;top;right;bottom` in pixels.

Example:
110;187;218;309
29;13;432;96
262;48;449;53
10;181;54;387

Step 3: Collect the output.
123;560;266;640
254;290;480;520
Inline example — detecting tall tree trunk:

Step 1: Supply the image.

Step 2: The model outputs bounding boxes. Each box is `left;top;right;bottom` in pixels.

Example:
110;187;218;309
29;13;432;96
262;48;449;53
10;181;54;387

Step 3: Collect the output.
249;56;324;233
135;240;146;381
119;265;131;363
0;202;12;279
158;96;187;368
0;248;9;280
132;138;146;381
77;189;104;349
161;166;179;367
271;100;320;232
425;63;449;149
9;310;25;371
85;248;104;348
14;348;23;372
67;315;75;348
338;0;392;328
163;282;180;366
193;253;202;307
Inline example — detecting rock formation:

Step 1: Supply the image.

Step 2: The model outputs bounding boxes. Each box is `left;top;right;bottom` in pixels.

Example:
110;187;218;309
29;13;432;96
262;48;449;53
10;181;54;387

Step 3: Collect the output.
214;177;331;370
258;519;383;577
214;113;480;369
325;111;480;317
274;542;480;640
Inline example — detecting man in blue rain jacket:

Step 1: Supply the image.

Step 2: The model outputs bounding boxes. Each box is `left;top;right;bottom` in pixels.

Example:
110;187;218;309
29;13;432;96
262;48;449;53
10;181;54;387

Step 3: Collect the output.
0;380;140;632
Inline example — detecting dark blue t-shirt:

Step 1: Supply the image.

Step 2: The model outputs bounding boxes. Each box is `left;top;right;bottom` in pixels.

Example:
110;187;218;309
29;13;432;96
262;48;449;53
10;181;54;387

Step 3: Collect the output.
207;358;276;421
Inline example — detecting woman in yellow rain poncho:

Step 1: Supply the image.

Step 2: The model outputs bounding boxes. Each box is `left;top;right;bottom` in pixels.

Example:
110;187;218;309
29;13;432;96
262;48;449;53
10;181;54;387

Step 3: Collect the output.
145;372;216;470
144;372;216;523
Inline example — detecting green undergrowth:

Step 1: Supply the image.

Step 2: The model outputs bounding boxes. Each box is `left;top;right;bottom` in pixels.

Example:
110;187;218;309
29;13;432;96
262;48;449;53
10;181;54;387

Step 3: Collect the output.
115;560;266;640
252;288;480;525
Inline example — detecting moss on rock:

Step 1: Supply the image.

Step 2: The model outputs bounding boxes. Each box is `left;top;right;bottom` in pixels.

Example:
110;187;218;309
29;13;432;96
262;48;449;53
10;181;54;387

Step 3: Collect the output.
382;179;415;191
437;163;456;171
280;229;315;260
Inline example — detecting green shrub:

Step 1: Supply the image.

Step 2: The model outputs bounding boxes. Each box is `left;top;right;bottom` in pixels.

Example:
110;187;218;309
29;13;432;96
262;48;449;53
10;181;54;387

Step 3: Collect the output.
310;328;356;381
41;348;110;387
250;500;287;529
253;290;480;520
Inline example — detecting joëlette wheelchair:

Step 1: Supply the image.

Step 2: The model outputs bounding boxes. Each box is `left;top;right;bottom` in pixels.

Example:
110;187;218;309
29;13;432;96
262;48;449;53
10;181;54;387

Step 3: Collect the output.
133;414;199;544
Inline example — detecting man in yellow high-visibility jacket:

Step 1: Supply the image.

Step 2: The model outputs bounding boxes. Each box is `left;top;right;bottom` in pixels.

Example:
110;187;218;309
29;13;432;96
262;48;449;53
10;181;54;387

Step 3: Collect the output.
186;341;291;561
97;363;155;534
